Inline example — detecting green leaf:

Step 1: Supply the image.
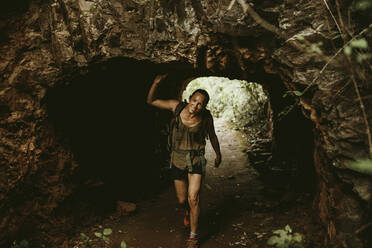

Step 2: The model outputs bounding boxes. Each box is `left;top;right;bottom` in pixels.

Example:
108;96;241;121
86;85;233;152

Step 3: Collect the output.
273;229;287;236
103;228;113;235
332;34;341;40
344;46;352;56
285;225;292;233
102;236;110;243
296;35;305;41
293;91;303;97
311;43;323;55
267;236;279;245
80;233;89;240
350;38;368;49
121;240;127;248
356;53;372;63
94;232;103;238
347;159;372;176
276;235;287;246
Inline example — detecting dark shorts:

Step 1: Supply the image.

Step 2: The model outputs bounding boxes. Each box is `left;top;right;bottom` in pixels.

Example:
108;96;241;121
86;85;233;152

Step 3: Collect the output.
171;163;205;181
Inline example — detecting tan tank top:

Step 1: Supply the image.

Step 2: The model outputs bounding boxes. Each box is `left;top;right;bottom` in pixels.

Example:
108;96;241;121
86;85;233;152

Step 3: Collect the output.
170;115;207;169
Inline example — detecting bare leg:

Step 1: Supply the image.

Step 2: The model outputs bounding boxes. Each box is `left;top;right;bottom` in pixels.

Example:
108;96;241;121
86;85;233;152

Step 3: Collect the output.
174;179;187;205
187;173;202;234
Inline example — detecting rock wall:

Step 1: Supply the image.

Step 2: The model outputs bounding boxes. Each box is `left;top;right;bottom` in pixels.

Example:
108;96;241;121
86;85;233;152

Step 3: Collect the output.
0;0;371;245
274;1;372;245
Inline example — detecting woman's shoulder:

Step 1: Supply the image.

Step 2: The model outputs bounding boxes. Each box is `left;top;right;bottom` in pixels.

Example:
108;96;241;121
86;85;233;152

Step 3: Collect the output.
174;100;186;115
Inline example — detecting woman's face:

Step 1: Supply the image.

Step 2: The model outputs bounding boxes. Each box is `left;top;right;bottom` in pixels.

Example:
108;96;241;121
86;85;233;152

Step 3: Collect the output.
188;92;207;115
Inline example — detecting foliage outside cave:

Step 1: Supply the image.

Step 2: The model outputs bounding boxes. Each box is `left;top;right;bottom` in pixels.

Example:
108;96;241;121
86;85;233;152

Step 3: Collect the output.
182;77;268;131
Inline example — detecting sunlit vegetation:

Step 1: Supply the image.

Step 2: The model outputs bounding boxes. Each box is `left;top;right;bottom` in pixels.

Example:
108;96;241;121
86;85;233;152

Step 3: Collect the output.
182;77;268;130
347;159;372;176
267;225;303;248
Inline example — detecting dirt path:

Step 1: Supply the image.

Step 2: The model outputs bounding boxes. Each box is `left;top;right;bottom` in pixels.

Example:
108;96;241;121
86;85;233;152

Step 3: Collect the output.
70;119;323;248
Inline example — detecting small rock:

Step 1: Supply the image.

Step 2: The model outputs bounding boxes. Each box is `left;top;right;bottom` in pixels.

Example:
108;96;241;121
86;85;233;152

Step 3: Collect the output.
117;201;136;216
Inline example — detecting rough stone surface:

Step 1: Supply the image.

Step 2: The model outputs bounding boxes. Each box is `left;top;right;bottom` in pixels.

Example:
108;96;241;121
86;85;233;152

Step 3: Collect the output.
0;0;371;245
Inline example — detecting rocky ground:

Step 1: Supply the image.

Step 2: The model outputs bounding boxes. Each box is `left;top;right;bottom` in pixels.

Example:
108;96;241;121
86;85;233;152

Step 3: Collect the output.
50;118;325;248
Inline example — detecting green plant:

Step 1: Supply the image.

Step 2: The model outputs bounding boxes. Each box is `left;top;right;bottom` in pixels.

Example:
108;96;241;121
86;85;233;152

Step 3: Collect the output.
344;38;372;63
81;228;127;248
120;240;127;248
80;233;91;248
95;228;113;244
267;225;303;248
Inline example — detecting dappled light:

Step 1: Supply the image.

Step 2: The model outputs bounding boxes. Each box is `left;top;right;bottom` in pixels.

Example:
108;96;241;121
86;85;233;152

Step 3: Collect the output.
183;77;268;130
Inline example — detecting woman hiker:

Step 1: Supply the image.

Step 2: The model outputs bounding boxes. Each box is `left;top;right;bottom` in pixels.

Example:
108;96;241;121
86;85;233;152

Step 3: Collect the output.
147;74;222;248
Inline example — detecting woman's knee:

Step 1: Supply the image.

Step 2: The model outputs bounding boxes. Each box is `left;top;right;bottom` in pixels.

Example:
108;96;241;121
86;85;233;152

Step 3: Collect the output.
188;193;199;207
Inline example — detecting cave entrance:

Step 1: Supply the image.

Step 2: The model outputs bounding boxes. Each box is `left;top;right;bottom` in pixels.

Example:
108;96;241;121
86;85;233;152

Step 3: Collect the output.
40;59;319;246
45;58;191;207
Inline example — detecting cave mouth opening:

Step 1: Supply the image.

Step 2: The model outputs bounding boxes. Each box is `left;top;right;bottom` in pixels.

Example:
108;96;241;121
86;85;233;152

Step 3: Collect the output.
182;76;269;134
42;55;317;230
44;58;193;216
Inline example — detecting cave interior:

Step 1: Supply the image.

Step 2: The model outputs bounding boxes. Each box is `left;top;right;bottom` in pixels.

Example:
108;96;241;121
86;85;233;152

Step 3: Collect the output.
43;56;316;218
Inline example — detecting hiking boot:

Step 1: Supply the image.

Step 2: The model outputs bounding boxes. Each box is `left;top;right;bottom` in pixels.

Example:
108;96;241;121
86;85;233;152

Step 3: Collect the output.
183;209;190;227
186;237;199;248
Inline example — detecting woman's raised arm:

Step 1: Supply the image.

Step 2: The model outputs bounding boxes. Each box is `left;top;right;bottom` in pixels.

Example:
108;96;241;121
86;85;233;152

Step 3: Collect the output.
147;74;179;112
